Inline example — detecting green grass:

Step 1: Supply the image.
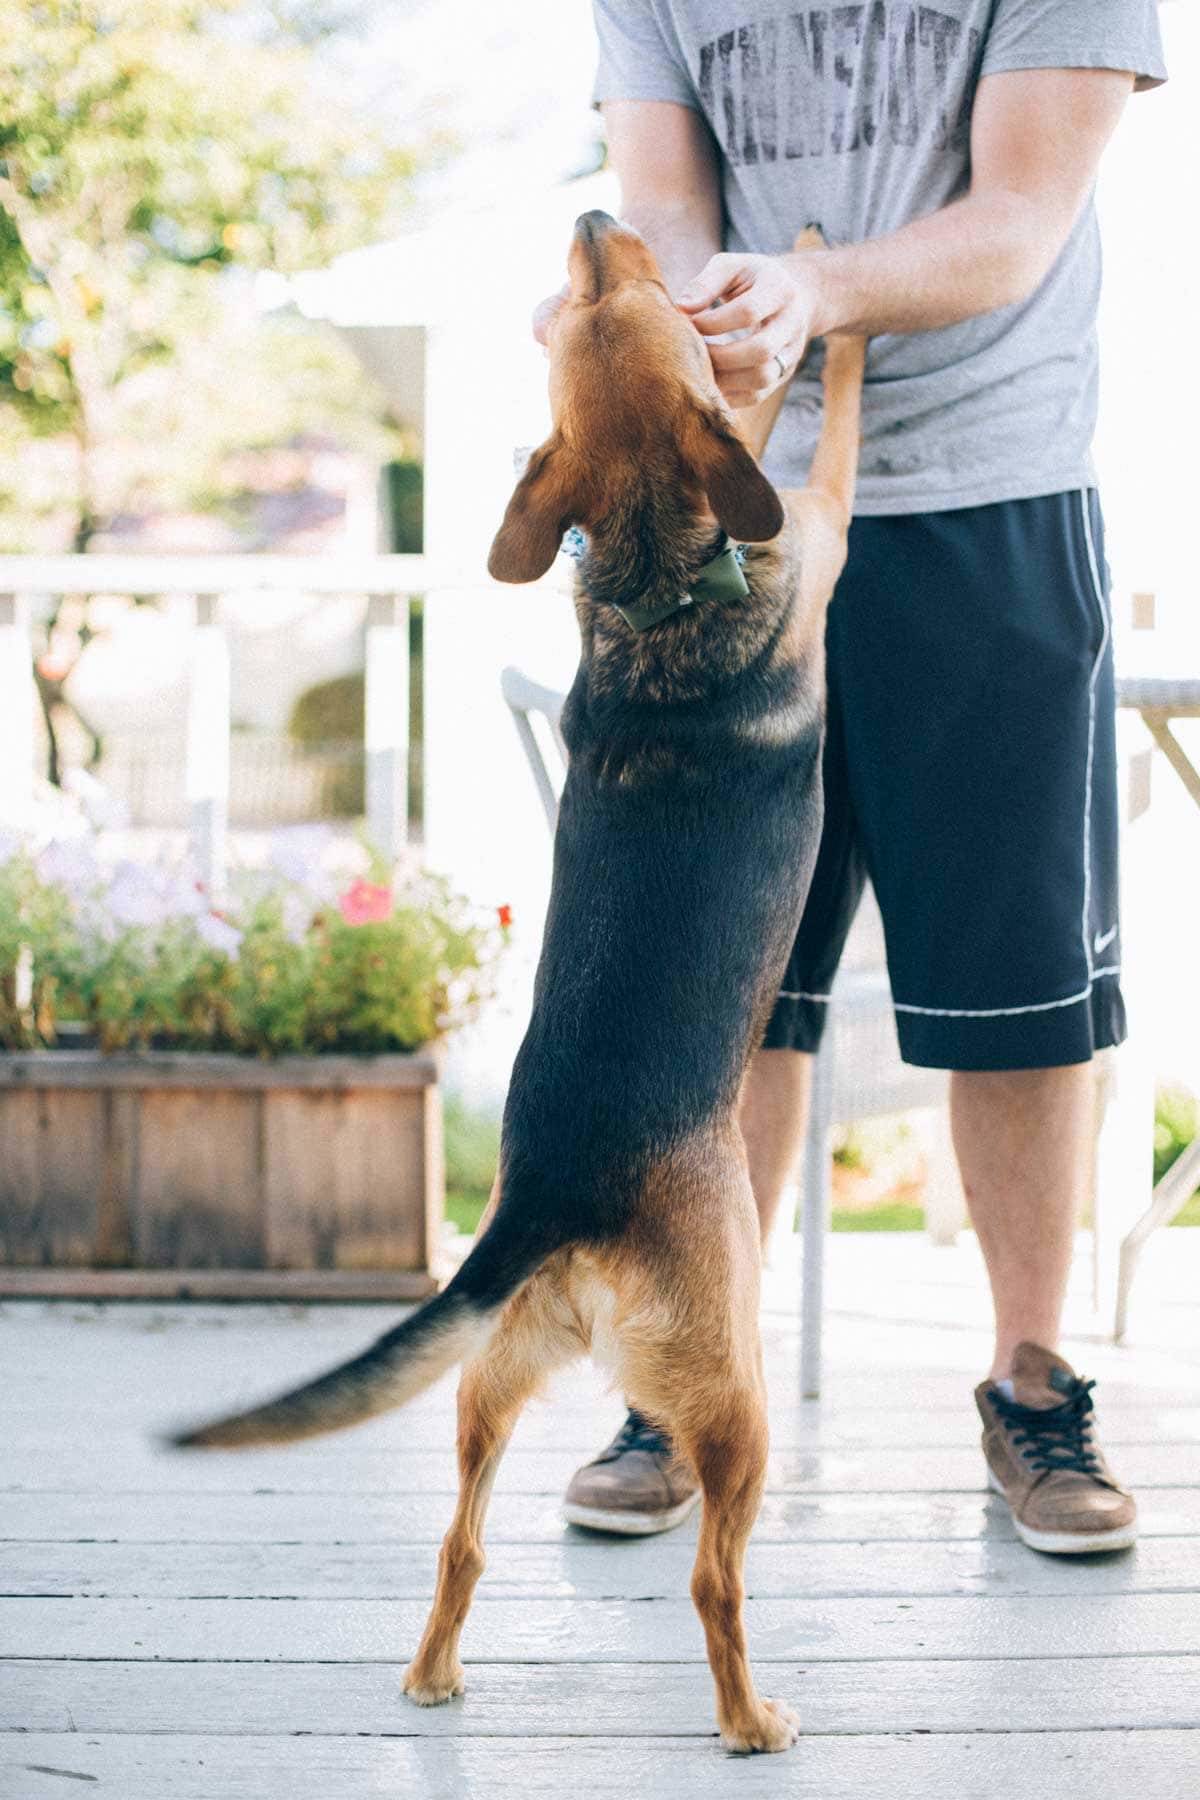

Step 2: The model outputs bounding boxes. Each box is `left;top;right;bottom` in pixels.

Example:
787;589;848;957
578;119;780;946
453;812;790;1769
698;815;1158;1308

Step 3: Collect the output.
1172;1189;1200;1227
830;1200;925;1232
446;1186;926;1240
446;1188;490;1237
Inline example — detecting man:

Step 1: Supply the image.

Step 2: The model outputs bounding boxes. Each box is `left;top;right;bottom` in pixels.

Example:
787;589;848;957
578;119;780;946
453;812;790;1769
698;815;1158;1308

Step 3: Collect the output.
537;0;1166;1554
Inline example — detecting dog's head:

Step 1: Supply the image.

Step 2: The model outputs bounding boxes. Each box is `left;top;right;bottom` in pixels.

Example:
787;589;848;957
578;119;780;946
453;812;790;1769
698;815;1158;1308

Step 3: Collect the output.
488;211;784;584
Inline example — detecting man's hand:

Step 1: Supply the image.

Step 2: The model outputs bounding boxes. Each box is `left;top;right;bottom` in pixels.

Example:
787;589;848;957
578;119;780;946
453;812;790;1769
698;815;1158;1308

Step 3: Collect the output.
677;252;829;408
532;285;568;348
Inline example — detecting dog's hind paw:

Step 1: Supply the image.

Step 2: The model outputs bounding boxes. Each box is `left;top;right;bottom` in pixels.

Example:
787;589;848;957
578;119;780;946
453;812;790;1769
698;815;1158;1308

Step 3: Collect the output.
401;1661;465;1706
720;1697;801;1754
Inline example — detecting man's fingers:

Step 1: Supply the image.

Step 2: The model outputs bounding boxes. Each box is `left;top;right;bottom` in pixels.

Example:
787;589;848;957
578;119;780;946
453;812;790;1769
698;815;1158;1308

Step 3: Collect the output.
689;290;767;336
675;254;751;313
722;378;784;408
707;318;793;373
715;337;806;407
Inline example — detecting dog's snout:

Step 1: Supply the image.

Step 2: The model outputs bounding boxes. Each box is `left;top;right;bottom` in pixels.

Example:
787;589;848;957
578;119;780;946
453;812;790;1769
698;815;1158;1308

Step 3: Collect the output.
574;209;619;243
569;211;653;302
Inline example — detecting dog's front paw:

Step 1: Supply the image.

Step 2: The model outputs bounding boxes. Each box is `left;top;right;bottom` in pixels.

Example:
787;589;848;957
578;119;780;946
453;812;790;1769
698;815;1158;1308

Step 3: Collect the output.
720;1696;801;1754
402;1659;465;1706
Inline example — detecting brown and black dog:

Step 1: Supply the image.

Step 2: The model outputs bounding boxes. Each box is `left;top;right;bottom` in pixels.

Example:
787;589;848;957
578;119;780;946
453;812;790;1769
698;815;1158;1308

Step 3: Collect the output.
172;212;864;1754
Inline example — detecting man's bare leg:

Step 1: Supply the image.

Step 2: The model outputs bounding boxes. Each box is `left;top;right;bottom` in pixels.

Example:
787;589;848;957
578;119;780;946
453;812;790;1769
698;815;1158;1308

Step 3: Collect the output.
742;1052;1094;1379
739;1049;813;1244
950;1063;1094;1381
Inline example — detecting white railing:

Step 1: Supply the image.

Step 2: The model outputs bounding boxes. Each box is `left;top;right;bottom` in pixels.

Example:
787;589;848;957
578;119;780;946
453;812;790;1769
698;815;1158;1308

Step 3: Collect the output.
0;553;484;888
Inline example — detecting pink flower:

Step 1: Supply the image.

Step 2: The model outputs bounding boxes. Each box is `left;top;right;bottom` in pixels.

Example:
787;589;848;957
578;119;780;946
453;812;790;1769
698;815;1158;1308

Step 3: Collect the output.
339;878;393;926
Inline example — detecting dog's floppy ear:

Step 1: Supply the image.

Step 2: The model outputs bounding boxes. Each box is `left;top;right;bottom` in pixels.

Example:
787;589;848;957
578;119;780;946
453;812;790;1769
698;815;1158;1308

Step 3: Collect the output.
684;405;785;543
488;436;584;584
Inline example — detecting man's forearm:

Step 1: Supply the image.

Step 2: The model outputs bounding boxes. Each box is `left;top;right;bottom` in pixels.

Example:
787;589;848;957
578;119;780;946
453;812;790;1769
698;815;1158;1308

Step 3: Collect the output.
793;188;1081;339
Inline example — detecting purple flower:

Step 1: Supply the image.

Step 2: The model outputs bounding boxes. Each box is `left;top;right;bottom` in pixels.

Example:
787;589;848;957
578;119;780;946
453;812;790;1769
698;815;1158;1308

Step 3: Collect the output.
195;913;243;958
281;891;312;945
161;867;208;920
269;825;337;889
38;836;100;895
106;861;169;929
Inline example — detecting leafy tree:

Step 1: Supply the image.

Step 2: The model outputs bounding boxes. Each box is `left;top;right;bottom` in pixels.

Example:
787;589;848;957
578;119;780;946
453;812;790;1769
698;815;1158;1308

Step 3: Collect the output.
0;0;420;775
0;0;415;541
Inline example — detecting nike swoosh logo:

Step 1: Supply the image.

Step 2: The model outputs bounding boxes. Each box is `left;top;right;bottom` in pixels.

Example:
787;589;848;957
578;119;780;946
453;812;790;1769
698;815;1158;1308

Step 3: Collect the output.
1094;924;1118;954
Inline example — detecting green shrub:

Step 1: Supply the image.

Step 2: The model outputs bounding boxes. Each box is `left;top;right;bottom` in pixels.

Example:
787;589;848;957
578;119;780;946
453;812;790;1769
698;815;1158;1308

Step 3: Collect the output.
443;1093;501;1235
383;459;424;553
0;836;501;1057
288;673;365;743
1156;1084;1200;1226
287;674;366;817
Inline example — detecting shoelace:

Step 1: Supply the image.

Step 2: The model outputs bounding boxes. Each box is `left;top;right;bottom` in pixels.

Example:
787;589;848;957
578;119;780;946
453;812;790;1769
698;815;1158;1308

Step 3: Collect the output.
597;1409;672;1462
988;1376;1103;1476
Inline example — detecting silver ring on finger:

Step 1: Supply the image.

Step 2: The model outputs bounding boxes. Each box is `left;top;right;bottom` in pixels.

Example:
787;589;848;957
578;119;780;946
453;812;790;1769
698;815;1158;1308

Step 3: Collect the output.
773;351;788;381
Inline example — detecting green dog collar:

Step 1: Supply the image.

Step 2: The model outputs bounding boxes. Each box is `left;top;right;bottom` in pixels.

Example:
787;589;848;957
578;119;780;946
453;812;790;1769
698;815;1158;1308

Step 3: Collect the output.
614;539;749;633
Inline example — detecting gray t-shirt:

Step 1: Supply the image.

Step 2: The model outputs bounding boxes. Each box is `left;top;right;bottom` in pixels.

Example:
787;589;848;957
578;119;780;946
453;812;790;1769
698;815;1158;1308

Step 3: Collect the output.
593;1;1166;513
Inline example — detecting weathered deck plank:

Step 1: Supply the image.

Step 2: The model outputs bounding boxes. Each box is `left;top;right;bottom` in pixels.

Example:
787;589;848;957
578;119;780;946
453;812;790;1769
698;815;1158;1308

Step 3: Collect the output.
5;1535;1199;1600
4;1730;1198;1800
5;1397;1199;1450
6;1441;1196;1495
5;1591;1199;1662
4;1655;1200;1738
6;1486;1199;1545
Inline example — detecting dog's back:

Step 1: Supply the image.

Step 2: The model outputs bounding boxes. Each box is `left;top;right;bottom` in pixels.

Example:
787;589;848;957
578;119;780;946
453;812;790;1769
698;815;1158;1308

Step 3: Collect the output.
504;556;825;1222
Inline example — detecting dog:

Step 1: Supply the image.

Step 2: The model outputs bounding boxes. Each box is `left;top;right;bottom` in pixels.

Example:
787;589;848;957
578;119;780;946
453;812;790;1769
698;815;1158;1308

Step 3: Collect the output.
171;211;865;1754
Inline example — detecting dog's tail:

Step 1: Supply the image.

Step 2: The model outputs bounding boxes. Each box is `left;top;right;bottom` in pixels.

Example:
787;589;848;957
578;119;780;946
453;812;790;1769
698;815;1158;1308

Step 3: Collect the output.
167;1203;557;1451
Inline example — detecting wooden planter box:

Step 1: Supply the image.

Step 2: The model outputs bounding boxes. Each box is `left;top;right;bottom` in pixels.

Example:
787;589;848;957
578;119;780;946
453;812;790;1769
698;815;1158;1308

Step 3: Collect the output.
0;1050;445;1300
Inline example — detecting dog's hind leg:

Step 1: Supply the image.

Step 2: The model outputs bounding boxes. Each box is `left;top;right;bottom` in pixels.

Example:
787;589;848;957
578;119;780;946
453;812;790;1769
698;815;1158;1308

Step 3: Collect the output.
678;1376;800;1753
615;1195;802;1756
614;1157;799;1753
402;1263;582;1705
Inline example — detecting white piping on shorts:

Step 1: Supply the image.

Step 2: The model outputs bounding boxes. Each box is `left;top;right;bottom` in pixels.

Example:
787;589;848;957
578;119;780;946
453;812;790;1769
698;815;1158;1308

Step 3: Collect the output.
776;494;1120;1026
777;975;1121;1020
1078;487;1111;982
892;969;1120;1021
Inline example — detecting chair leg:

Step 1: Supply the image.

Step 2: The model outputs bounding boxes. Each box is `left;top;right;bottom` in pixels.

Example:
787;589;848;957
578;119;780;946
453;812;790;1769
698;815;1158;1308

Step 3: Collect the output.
1092;1039;1156;1334
1115;1136;1200;1341
920;1099;966;1246
800;1022;836;1399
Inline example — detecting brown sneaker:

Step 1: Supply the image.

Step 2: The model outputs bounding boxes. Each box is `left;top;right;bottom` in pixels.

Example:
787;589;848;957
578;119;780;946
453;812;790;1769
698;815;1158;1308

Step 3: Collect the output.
563;1409;701;1535
976;1343;1137;1555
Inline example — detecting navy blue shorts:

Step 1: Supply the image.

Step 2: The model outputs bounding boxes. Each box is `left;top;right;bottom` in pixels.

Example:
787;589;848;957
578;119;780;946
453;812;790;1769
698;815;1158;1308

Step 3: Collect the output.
763;488;1127;1071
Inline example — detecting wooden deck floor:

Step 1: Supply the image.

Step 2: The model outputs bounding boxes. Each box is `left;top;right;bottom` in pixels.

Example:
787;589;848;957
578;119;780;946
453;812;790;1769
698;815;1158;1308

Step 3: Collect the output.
2;1230;1198;1798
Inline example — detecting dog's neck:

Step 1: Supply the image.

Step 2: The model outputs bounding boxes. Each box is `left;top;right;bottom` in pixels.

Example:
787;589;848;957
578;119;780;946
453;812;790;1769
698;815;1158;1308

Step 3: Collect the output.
571;480;797;705
577;484;725;624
